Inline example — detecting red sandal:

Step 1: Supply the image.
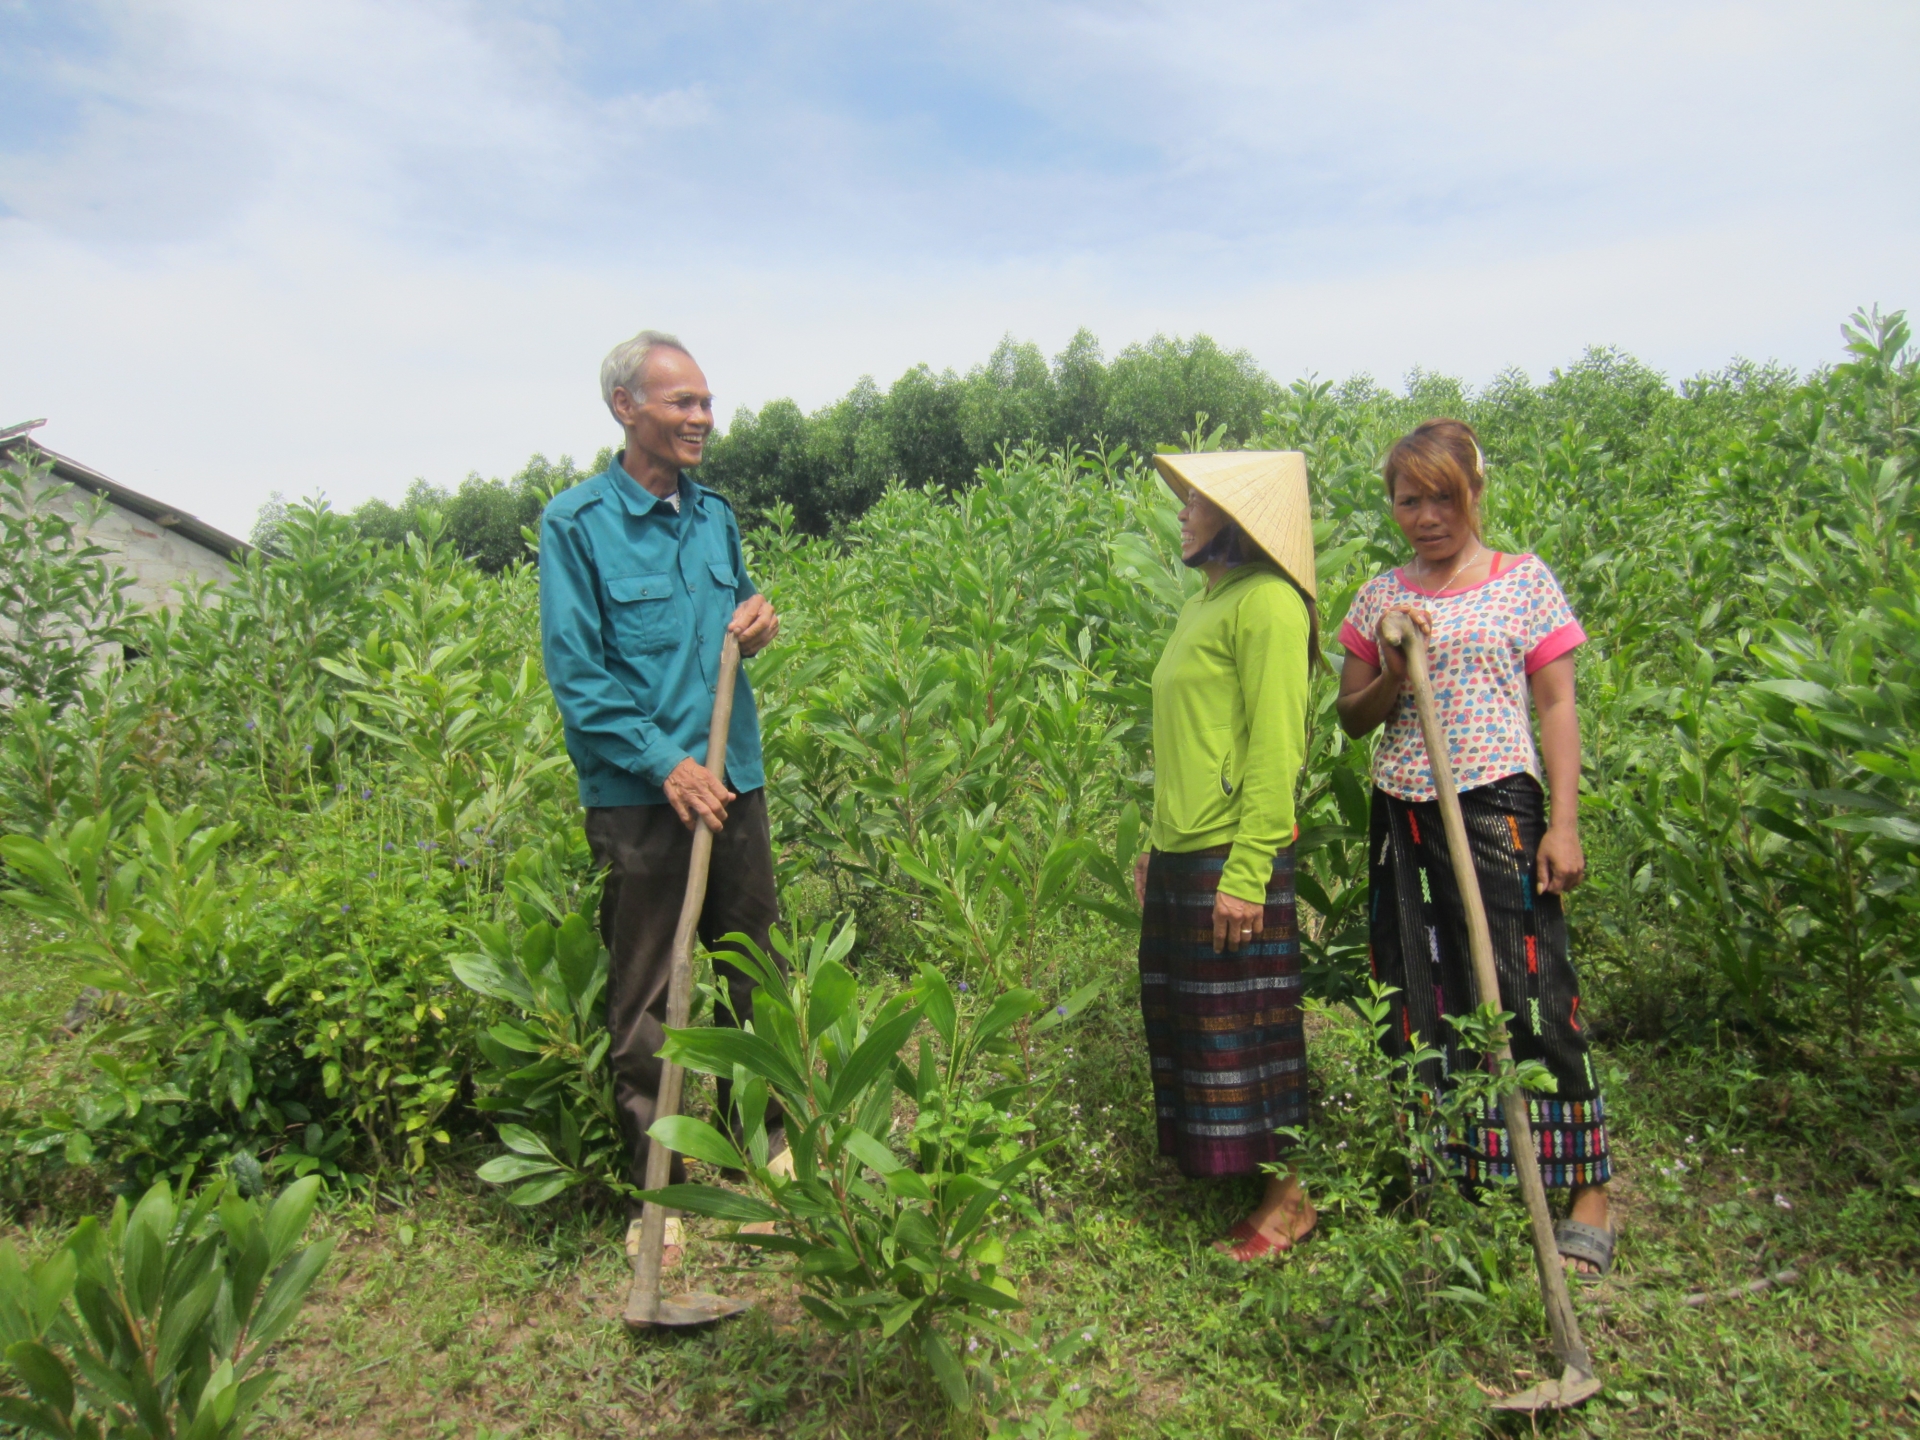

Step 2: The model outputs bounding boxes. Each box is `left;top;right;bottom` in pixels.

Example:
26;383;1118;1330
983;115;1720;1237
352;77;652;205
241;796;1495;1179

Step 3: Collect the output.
1214;1220;1317;1262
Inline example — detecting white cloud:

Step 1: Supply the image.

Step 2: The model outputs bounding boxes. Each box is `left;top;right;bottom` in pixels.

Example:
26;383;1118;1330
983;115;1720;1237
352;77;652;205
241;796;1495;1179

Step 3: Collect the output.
0;0;1913;537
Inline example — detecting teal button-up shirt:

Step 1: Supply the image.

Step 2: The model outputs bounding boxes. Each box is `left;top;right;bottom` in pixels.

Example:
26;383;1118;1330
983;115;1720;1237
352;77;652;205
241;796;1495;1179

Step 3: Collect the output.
538;458;764;809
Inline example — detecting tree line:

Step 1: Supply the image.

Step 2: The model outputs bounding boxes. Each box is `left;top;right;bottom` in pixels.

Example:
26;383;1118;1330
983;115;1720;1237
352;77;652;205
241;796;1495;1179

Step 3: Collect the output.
290;326;1777;571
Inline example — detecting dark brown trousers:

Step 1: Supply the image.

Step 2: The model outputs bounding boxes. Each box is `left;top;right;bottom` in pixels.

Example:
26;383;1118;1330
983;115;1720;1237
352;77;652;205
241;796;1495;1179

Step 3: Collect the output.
585;791;783;1200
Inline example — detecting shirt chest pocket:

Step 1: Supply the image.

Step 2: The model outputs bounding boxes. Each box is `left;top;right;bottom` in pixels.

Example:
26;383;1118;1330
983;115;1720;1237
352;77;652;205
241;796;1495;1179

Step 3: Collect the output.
707;560;737;594
604;571;680;654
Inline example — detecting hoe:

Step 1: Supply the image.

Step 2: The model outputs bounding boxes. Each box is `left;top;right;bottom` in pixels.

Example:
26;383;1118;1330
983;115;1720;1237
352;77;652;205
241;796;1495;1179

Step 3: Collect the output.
1380;611;1602;1412
625;633;753;1330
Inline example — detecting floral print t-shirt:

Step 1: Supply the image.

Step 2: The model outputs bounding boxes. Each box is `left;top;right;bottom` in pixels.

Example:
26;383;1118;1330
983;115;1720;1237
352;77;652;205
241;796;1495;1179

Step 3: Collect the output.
1337;553;1586;802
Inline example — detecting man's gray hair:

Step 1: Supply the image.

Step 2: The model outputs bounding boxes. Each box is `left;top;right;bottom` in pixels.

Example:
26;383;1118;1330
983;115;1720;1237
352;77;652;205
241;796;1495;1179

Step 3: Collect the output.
600;329;690;418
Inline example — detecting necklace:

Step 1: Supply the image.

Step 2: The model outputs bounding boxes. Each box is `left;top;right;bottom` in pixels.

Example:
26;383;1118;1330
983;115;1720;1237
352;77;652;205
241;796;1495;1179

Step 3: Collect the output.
1418;542;1484;595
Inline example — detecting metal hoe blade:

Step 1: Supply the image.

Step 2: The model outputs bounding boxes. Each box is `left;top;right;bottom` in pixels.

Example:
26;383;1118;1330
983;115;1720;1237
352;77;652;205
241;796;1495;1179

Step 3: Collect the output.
1492;1366;1604;1413
627;1291;751;1329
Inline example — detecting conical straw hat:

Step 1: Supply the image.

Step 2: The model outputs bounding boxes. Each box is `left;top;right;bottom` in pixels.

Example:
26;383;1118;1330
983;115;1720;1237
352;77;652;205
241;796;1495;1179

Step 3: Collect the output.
1151;450;1318;600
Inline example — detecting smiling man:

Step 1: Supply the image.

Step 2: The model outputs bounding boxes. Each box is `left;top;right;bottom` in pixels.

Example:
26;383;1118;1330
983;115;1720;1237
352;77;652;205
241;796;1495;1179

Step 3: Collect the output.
538;331;785;1301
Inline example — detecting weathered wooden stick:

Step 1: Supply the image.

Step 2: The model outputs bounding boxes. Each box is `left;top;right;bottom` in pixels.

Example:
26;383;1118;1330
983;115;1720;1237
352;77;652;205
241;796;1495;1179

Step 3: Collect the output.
626;632;743;1327
1378;611;1595;1385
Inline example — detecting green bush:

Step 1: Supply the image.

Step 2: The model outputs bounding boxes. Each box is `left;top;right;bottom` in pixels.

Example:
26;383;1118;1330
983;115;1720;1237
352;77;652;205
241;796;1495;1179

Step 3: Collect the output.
642;921;1090;1408
0;1175;331;1439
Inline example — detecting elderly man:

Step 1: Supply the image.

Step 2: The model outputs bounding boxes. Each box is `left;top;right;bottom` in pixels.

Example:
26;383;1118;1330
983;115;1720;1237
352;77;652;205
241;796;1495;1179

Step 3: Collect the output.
539;330;786;1280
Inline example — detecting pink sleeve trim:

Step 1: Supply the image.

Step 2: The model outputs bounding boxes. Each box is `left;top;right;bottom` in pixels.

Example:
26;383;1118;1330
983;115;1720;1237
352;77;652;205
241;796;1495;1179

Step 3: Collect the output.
1338;619;1379;666
1525;621;1587;675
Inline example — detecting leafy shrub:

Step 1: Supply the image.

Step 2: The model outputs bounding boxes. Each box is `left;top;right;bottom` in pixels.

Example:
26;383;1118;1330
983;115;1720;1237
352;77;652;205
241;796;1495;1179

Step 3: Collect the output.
643;922;1088;1408
452;836;626;1208
0;1175;332;1439
1244;991;1554;1371
0;451;136;718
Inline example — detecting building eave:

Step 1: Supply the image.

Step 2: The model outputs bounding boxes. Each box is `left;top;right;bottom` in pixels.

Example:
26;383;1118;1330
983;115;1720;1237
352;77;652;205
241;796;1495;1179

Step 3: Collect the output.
0;432;250;562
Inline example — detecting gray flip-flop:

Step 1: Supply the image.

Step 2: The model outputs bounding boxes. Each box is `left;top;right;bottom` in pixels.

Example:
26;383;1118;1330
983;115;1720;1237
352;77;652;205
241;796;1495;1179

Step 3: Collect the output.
1554;1218;1616;1276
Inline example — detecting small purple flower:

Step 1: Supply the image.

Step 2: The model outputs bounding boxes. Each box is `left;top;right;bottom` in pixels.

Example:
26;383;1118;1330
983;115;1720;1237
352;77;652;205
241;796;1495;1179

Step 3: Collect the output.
244;720;256;731
361;788;373;800
339;903;351;914
366;870;377;879
334;783;345;793
384;842;395;852
1056;1005;1068;1016
453;857;469;869
303;744;313;753
957;981;969;993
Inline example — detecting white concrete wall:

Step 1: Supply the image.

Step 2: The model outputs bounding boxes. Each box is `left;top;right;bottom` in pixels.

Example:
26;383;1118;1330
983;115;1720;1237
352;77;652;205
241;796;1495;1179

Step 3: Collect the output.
31;474;235;610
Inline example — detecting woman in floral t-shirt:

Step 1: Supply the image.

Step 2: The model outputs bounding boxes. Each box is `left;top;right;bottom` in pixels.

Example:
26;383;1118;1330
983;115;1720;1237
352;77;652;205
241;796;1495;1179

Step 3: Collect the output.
1335;419;1617;1277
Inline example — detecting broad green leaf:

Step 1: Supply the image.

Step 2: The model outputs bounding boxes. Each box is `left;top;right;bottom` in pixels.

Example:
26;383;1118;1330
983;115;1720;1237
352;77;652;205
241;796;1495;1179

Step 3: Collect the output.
648;1116;745;1172
826;1011;922;1114
476;1155;559;1184
799;1295;854;1332
806;959;858;1040
244;1238;334;1354
914;964;956;1049
659;1027;809;1099
1032;979;1101;1034
944;1276;1024;1310
922;1330;970;1409
496;1125;558;1160
505;1176;574;1206
840;1127;902;1175
880;1296;922;1339
5;1341;73;1418
973;989;1044;1044
450;954;535;1008
633;1184;779;1223
554;912;602;1004
884;1169;933;1202
263;1175;321;1268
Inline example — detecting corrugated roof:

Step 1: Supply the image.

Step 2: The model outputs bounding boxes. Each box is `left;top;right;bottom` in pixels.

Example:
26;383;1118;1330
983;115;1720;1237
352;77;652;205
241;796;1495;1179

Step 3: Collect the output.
0;421;249;561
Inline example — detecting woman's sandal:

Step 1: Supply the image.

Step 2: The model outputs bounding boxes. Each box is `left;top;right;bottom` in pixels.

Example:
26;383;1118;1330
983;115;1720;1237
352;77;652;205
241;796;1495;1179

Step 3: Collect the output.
1216;1217;1317;1262
1554;1218;1616;1277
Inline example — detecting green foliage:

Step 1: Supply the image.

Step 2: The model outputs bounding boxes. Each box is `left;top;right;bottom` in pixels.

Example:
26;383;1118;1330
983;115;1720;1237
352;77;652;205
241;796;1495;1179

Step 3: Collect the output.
0;309;1915;1434
642;922;1077;1408
699;330;1282;534
0;450;136;718
344;453;600;573
451;833;626;1207
0;1174;331;1438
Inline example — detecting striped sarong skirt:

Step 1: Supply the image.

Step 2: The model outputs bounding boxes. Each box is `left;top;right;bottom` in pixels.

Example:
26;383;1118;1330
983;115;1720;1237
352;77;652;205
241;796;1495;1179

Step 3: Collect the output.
1370;772;1612;1189
1138;844;1305;1178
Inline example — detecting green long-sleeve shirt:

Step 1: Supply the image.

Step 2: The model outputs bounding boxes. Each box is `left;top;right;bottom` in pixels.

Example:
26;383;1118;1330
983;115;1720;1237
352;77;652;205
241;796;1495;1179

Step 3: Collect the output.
1149;563;1311;904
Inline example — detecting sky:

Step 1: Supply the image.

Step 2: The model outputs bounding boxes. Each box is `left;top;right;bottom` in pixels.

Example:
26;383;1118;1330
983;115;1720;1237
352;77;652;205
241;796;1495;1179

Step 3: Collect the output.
2;1;1916;540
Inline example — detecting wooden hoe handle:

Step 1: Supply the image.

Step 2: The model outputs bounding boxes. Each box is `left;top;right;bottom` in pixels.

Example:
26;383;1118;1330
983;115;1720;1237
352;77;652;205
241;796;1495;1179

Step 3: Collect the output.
627;633;744;1327
1377;611;1593;1379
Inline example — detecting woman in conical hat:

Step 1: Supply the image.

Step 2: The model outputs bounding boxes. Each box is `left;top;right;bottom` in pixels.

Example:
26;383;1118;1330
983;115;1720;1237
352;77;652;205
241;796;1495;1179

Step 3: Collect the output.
1335;419;1616;1277
1135;450;1320;1260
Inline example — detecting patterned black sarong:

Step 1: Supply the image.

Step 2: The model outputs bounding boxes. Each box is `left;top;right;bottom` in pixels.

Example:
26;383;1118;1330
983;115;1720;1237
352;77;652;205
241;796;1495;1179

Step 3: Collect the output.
1369;773;1611;1189
1139;844;1306;1178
